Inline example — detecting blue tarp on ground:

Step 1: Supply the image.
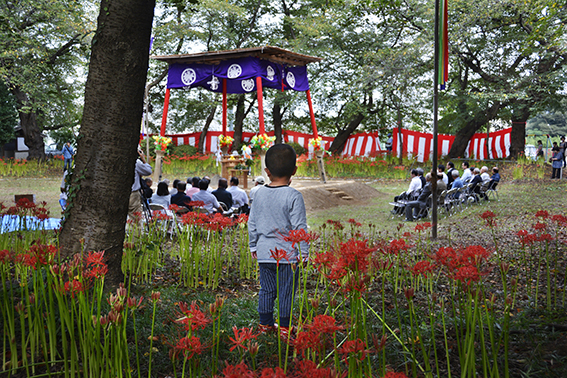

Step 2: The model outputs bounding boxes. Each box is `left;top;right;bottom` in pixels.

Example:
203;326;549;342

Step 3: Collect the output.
0;215;61;234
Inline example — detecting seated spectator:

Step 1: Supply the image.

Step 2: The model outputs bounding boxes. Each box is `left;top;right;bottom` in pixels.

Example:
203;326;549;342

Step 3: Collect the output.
169;179;181;197
438;164;448;185
469;168;483;196
489;167;500;188
417;167;426;187
227;176;250;210
249;176;265;204
192;178;221;214
480;166;490;183
450;170;463;190
171;181;192;210
141;178;153;200
446;161;456;186
461;161;472;183
186;176;200;197
212;178;233;209
391;169;422;215
404;173;433;221
150;181;171;208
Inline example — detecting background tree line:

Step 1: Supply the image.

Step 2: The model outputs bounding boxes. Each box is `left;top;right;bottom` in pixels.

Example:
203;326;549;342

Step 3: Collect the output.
1;0;566;159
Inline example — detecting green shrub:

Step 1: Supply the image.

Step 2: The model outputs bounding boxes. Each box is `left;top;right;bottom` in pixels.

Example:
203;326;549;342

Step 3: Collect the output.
171;144;198;156
287;142;306;157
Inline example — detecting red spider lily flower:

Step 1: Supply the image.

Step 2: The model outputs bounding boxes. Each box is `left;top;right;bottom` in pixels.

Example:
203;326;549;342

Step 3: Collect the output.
538;233;553;243
480;210;497;227
305;314;343;336
535;210;549;219
188;201;205;208
169;204;181;212
64;279;84;297
259;367;287;378
228;326;258;352
533;222;546;231
344;275;369;293
414;222;432;233
326;219;344;230
312;250;336;271
334;238;377;273
432;247;457;270
339;338;369;361
269;248;290;266
151;291;161;301
0;249;10;264
551;214;567;226
84;264;108;279
460;245;491;267
453;265;481;286
411;260;434;277
235;214;249;224
385;239;409;255
402;231;413;238
282;229;319;249
26;243;58;268
293;360;347;378
219;362;255;378
292;330;322;357
383;372;409;378
177;301;211;331
176;336;204;360
347;218;362;227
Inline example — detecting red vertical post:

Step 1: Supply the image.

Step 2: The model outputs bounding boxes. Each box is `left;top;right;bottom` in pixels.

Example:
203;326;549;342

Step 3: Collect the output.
222;79;227;134
306;89;318;138
256;76;265;135
160;88;171;137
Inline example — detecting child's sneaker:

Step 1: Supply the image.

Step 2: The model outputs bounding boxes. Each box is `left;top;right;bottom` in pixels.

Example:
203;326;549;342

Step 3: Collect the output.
258;323;276;334
279;326;295;342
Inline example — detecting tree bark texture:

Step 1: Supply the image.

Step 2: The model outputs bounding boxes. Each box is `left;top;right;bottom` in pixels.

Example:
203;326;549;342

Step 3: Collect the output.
329;113;365;154
58;0;155;288
509;102;530;158
233;94;246;152
272;98;283;144
11;86;45;159
446;102;501;159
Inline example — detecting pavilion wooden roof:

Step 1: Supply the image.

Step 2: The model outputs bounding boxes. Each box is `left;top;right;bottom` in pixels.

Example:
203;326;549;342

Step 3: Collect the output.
152;46;322;67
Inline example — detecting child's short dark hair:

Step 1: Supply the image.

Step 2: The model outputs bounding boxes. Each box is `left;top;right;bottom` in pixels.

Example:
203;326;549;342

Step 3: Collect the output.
265;144;296;178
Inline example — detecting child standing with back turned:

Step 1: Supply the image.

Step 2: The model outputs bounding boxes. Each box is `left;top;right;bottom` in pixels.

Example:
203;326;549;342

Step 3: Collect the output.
248;144;309;338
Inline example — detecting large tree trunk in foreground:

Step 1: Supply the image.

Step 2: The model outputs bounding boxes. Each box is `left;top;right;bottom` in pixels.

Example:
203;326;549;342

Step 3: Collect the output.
59;0;155;288
198;105;217;153
11;86;45;159
446;102;501;159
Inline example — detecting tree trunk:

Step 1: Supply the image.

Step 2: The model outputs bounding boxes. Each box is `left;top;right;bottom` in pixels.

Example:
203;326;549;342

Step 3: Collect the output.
329;113;365;154
198;105;217;153
58;0;155;289
509;103;530;158
11;86;45;159
272;97;283;144
447;102;501;159
233;94;246;152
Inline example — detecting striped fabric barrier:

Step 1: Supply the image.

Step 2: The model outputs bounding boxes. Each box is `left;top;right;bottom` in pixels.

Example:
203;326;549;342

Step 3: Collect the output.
392;128;511;162
157;130;384;157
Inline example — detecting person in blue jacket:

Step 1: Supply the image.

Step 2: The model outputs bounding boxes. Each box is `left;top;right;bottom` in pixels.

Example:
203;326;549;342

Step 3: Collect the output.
62;141;75;172
551;147;563;179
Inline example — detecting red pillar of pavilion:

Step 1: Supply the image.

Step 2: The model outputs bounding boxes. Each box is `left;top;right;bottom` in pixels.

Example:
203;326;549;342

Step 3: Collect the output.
222;79;227;134
256;76;265;135
306;89;319;138
160;88;171;137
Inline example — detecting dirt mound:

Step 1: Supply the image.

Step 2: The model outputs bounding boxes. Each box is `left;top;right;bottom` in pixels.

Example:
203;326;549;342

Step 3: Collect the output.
290;180;380;212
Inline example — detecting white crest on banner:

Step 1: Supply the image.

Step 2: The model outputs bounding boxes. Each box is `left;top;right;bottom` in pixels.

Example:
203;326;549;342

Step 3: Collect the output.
267;66;275;81
286;72;296;88
241;79;255;92
208;76;220;91
227;64;242;79
181;68;196;86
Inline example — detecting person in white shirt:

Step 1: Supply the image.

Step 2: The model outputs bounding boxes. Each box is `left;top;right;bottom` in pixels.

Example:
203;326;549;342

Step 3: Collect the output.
227;176;250;209
480;166;490;183
150;181;171;208
248;176;265;204
461;161;472;183
191;179;221;214
437;164;449;185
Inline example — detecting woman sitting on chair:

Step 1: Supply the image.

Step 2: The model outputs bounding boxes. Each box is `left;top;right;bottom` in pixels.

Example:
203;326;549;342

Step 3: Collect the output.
150;181;171;208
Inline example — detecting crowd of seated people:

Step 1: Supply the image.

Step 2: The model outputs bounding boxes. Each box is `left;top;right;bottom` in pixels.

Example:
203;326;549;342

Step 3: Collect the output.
391;161;501;219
